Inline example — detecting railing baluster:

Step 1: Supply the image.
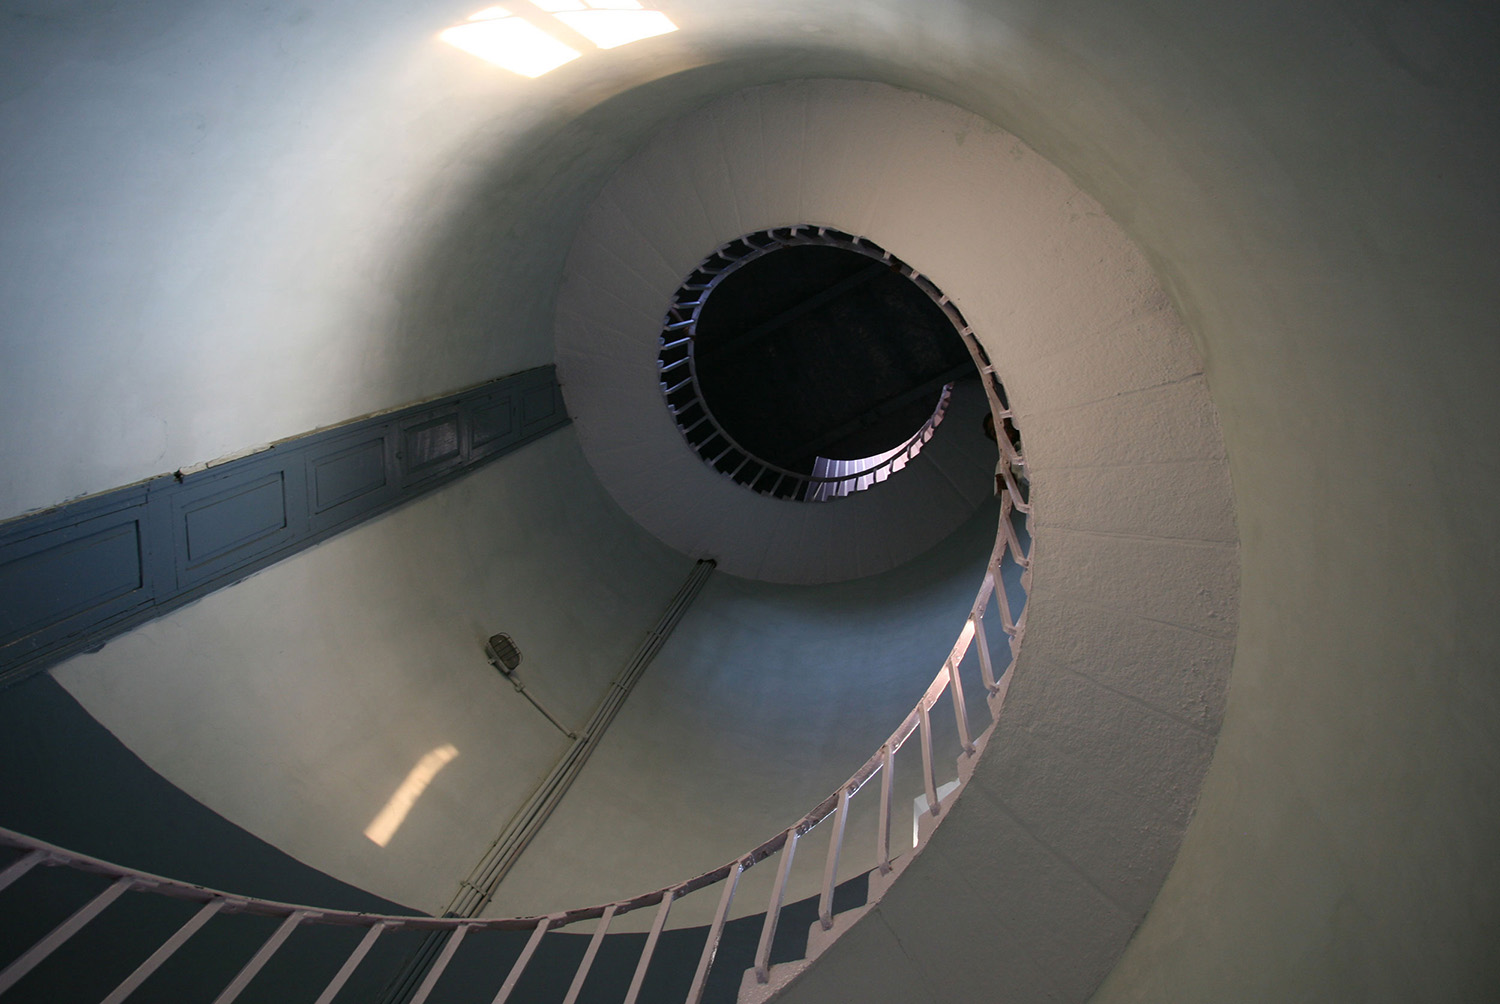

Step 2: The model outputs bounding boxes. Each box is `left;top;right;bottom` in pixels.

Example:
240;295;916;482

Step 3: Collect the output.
877;744;894;873
0;875;133;996
948;658;974;755
102;897;227;1004
973;613;997;694
408;923;471;1004
1014;565;1032;636
818;789;851;931
0;849;47;895
753;828;799;983
685;865;742;1004
491;916;553;1004
211;909;310;1004
562;904;616;1004
919;702;939;819
1002;500;1029;563
312;922;388;1004
997;490;1015;551
623;893;674;1004
994;560;1018;637
1001;465;1030;515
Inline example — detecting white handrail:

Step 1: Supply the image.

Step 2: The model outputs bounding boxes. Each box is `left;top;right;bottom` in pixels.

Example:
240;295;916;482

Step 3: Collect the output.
0;409;1030;1003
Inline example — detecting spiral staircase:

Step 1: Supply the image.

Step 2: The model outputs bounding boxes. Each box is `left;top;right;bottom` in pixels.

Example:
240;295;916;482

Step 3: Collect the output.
0;2;1496;1003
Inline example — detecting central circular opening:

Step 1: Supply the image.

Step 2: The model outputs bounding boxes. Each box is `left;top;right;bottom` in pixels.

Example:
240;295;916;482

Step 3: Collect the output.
660;228;977;501
696;244;970;468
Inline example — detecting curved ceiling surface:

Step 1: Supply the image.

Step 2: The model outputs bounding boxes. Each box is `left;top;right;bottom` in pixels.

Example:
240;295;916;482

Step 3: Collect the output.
558;81;1228;588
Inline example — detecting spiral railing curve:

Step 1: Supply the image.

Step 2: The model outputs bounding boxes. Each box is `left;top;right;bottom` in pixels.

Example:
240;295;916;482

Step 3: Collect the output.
658;226;979;502
0;332;1031;1004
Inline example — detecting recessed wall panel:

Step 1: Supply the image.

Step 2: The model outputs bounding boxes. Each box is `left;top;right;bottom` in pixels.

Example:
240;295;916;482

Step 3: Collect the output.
0;521;141;644
521;384;559;434
173;469;297;588
309;432;390;510
400;411;464;486
0;366;567;687
468;393;517;460
0;505;150;661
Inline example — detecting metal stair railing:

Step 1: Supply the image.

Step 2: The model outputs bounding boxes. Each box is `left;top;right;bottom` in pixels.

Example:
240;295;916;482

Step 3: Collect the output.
0;403;1030;1004
658;225;994;503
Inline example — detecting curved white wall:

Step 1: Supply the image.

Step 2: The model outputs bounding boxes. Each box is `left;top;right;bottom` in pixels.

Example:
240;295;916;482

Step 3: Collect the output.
0;0;691;518
49;432;696;913
490;501;1008;924
554;82;1239;966
764;4;1500;1003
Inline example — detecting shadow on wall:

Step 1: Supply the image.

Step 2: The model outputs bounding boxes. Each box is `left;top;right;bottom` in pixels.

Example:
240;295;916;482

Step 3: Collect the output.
0;676;418;1003
0;673;868;1003
488;497;1024;920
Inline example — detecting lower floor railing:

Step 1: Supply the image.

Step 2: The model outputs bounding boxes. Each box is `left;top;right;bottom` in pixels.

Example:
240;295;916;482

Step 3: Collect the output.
0;372;1030;1004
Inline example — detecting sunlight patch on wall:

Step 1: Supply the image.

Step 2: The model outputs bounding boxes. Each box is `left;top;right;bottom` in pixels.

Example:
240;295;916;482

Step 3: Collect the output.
364;743;460;847
441;1;677;77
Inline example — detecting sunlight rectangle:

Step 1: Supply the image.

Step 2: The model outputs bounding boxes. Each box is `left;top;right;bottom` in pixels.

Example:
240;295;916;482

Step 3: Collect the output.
551;9;677;48
532;0;646;9
441;14;581;77
364;743;460;848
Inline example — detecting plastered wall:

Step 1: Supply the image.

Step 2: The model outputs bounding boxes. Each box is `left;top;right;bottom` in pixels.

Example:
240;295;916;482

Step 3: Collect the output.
489;500;1007;925
51;432;695;913
769;3;1500;1002
551;82;1238;973
0;0;689;519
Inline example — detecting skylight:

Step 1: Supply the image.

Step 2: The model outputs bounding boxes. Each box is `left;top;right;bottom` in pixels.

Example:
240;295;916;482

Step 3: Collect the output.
441;1;678;77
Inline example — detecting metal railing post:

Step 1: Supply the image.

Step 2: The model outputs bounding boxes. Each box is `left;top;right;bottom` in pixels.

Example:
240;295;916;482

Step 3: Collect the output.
918;702;939;818
408;923;470;1004
877;744;894;873
313;923;389;1004
948;658;975;755
562;904;616;1004
102;897;227;1004
973;613;997;694
686;865;742;1004
754;828;799;983
817;789;851;930
0;850;46;895
995;562;1018;638
623;894;674;1004
491;916;554;1004
0;875;134;996
211;909;311;1004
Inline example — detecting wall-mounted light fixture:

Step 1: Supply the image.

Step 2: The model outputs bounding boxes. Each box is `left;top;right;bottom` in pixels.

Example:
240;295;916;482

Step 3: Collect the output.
484;632;522;675
484;632;576;739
